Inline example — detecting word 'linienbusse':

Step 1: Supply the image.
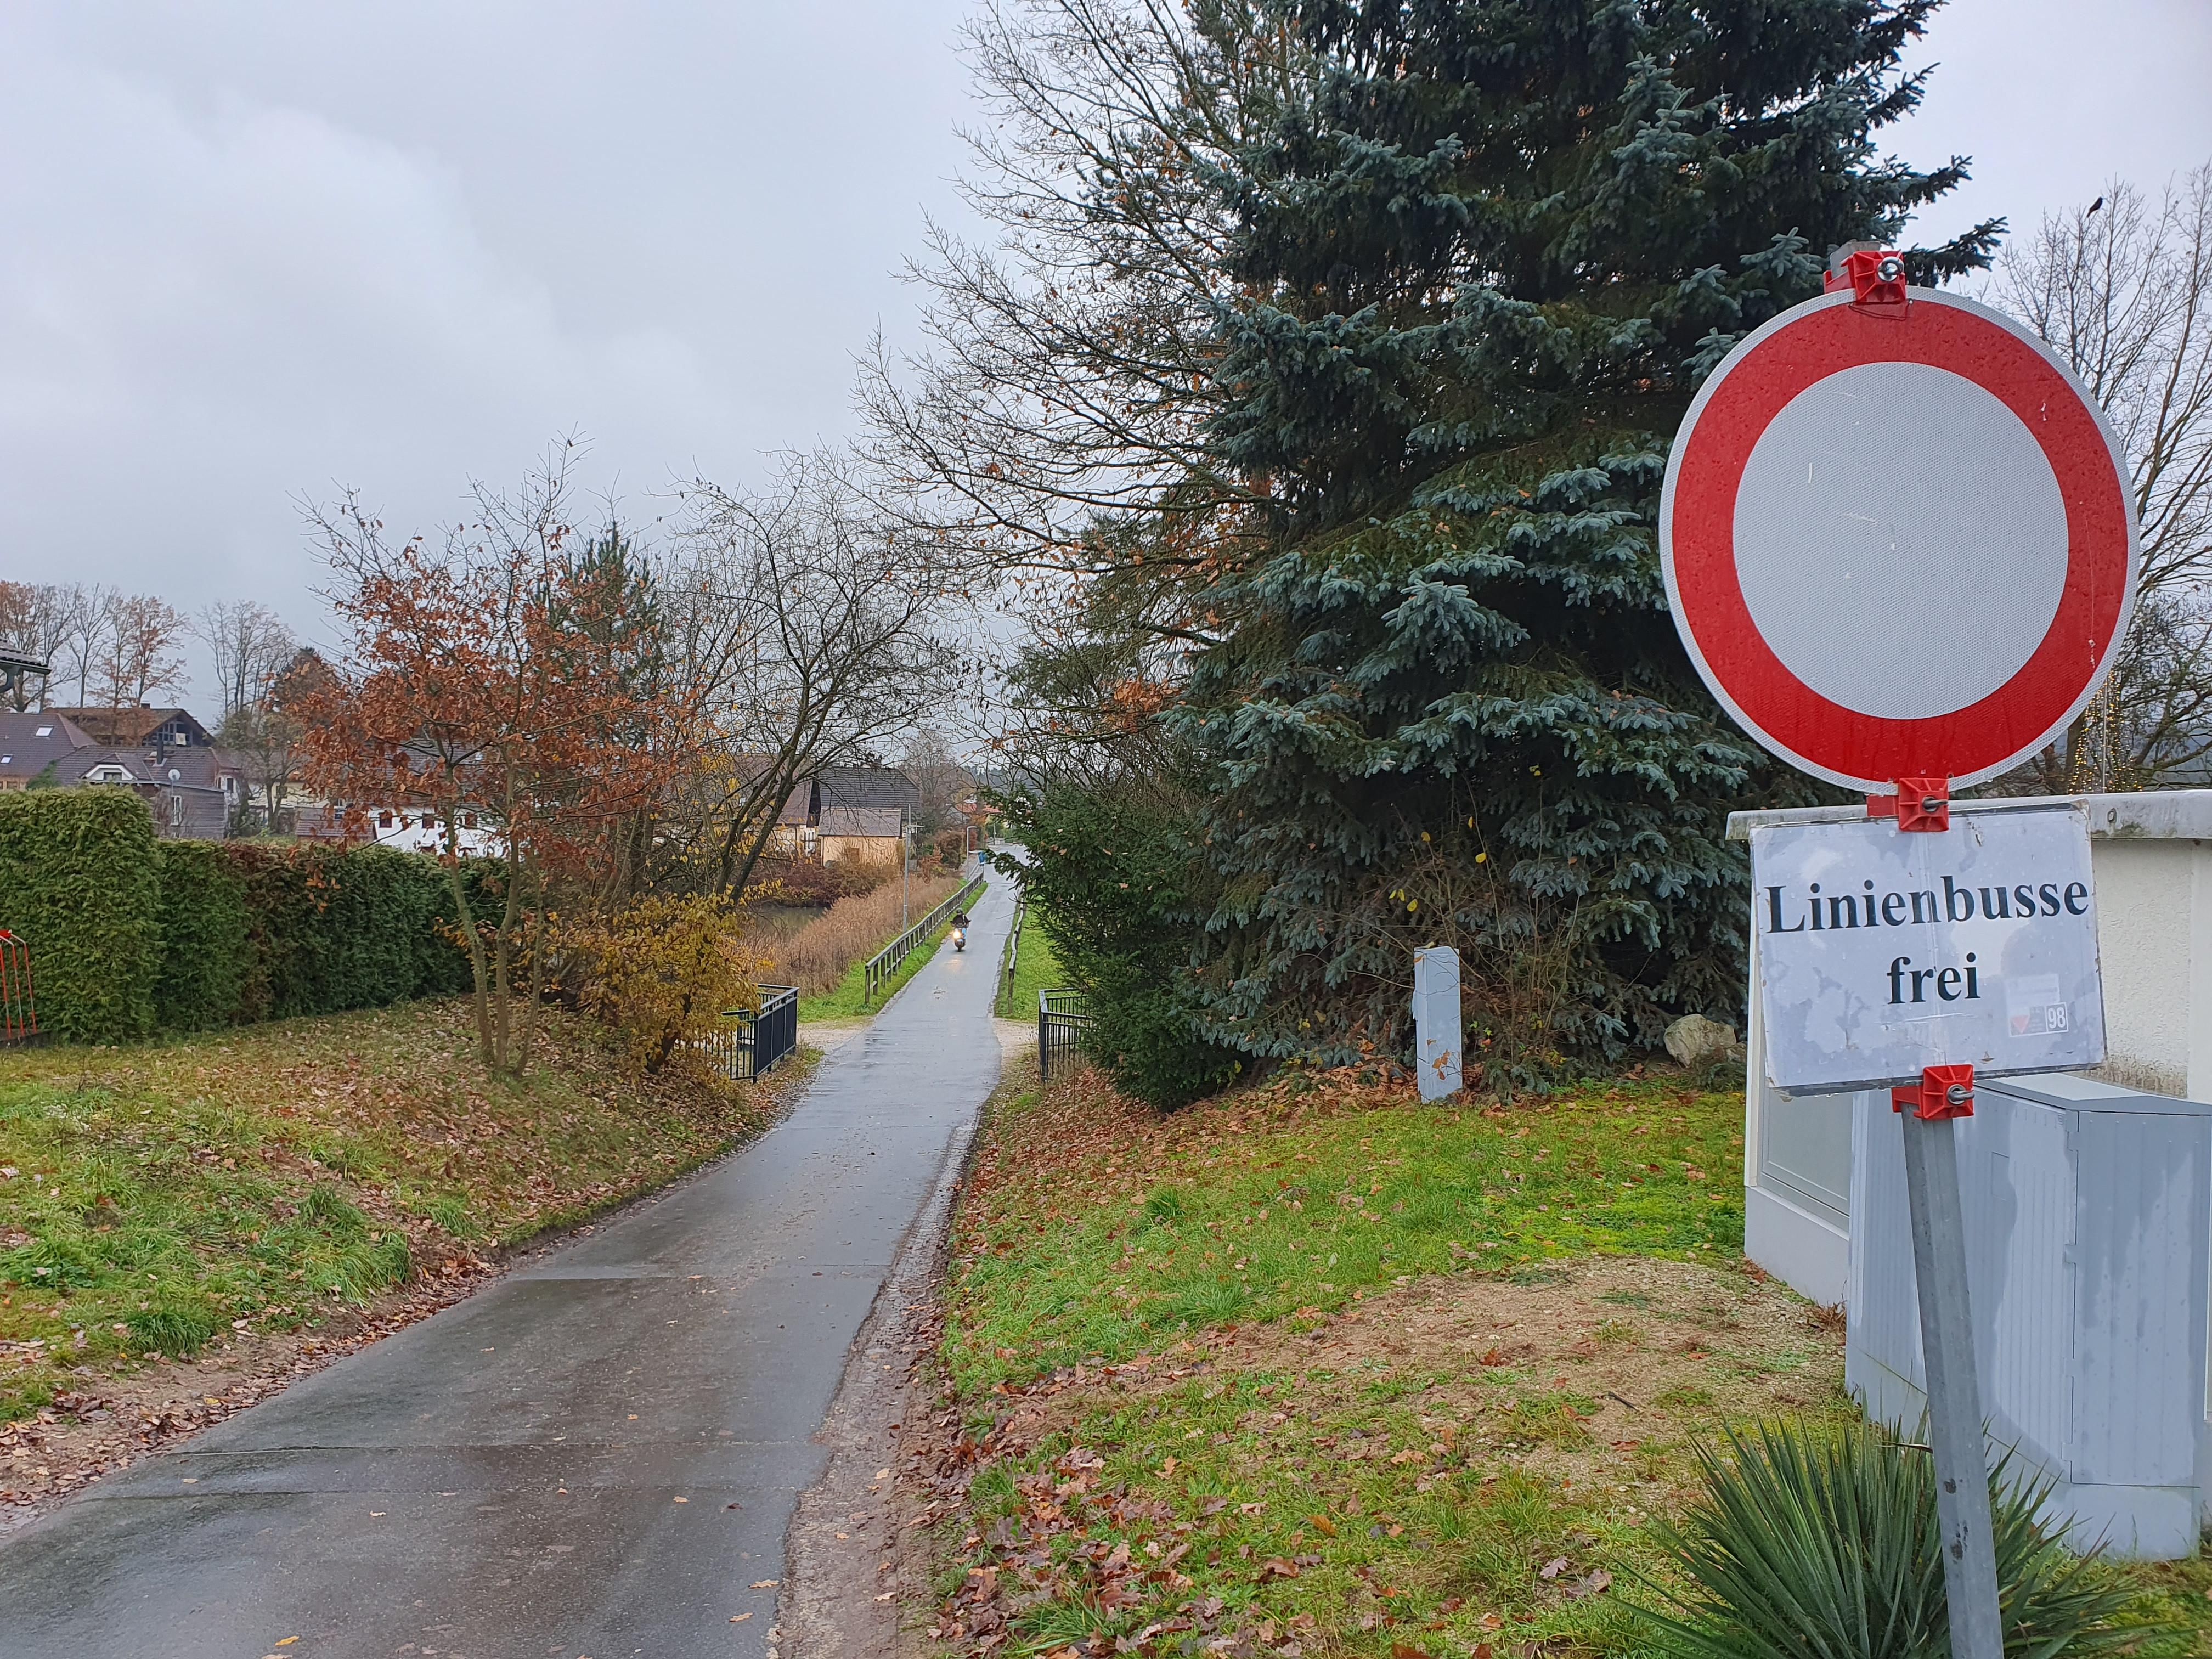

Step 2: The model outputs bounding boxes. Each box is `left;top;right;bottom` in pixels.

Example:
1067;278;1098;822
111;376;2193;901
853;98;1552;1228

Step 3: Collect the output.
1763;874;2091;1008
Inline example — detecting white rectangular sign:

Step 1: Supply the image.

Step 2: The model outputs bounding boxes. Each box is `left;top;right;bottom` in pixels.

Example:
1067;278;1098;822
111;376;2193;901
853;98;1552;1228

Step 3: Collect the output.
1750;806;2105;1093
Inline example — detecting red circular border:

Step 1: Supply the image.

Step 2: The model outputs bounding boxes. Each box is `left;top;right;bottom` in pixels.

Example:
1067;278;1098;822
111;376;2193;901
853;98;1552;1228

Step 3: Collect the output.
1666;297;2133;788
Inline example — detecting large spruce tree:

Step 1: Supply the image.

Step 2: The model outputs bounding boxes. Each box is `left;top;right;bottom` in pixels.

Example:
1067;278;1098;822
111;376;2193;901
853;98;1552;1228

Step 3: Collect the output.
881;0;1997;1090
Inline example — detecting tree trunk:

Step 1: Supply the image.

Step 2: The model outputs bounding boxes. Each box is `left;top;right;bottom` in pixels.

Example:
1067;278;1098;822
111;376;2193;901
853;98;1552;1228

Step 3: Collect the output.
445;855;494;1068
517;871;548;1078
492;853;523;1073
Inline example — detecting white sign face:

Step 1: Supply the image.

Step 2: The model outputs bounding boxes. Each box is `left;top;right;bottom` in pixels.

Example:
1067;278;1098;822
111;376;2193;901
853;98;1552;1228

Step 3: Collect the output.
1750;807;2105;1093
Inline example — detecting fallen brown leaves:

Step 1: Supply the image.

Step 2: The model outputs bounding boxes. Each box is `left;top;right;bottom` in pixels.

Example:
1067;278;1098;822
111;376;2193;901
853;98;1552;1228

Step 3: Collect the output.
901;1256;1845;1656
1;1001;818;1528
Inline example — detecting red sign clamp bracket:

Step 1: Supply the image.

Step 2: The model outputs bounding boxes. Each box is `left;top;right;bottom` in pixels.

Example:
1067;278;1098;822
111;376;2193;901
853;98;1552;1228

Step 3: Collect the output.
1893;1063;1976;1120
1867;776;1951;832
1822;246;1909;312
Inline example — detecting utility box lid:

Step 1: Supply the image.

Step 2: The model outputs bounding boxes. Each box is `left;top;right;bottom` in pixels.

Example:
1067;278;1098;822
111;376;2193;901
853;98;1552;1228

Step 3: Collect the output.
1979;1073;2212;1116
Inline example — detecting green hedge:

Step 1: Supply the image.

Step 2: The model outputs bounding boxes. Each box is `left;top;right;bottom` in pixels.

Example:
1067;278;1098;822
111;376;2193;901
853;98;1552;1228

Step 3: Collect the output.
154;841;249;1030
0;789;163;1041
0;789;486;1042
227;844;487;1022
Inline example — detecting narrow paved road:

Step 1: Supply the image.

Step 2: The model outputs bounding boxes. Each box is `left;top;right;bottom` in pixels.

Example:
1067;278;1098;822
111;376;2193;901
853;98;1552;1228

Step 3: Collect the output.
0;877;1013;1658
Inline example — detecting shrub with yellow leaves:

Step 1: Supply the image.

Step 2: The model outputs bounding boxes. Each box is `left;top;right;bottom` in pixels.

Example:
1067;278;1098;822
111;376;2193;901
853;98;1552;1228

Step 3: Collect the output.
565;893;764;1077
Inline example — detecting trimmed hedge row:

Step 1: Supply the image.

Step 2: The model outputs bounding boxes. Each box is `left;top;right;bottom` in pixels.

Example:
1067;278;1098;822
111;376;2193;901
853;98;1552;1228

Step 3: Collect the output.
0;790;486;1042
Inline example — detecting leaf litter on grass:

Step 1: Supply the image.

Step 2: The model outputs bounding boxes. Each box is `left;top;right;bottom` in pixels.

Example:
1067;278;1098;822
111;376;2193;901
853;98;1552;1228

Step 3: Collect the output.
909;1062;1838;1656
0;995;810;1514
911;1254;1850;1657
945;1062;1746;1398
918;1063;2212;1655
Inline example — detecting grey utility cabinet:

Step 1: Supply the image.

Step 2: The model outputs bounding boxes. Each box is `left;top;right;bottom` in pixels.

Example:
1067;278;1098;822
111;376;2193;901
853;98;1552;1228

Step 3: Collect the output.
1848;1072;2212;1558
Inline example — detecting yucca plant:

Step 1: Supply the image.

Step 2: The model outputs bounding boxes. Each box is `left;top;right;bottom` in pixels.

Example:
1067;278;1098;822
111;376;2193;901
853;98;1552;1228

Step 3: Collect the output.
1635;1418;2149;1657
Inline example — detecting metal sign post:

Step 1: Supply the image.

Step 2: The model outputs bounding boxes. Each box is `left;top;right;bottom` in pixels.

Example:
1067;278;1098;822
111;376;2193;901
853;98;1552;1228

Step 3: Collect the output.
1660;247;2141;1655
1898;1091;2004;1656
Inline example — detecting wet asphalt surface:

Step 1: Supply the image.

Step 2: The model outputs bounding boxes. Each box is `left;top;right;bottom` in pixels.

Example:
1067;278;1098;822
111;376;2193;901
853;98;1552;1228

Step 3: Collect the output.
0;877;1011;1659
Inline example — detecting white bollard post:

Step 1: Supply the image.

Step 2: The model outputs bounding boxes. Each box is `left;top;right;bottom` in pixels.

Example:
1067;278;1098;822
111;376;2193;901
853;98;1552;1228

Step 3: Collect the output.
1413;946;1462;1101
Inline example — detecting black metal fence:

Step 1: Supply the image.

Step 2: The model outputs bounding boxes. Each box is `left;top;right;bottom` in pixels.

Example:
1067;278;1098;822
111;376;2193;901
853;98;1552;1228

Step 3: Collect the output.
1037;988;1093;1082
861;873;988;1006
696;984;800;1080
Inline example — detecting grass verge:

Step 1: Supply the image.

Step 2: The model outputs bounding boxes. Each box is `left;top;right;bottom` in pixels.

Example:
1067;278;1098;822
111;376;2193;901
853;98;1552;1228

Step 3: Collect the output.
0;996;799;1424
913;1064;2199;1656
996;910;1064;1020
946;1064;1741;1393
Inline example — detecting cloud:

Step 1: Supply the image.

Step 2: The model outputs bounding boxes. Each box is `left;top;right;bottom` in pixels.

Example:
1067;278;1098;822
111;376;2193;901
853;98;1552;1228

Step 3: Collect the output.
1891;0;2212;249
2;0;2207;710
0;1;983;695
1;48;722;631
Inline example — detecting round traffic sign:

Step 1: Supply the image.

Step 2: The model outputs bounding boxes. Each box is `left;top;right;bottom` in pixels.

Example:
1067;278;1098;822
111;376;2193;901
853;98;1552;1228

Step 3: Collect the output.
1660;286;2138;792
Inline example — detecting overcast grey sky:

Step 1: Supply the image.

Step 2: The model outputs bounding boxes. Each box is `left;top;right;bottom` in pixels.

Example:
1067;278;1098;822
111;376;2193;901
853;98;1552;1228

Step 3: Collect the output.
3;1;2209;706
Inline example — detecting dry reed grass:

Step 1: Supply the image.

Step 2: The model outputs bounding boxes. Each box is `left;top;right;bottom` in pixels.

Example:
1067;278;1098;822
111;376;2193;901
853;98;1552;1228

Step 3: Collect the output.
766;870;962;993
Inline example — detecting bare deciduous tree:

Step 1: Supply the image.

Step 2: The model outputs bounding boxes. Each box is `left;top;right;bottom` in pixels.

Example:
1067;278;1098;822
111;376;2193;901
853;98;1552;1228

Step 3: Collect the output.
46;583;114;709
0;582;72;710
221;647;329;829
1996;163;2212;789
670;452;963;898
195;600;299;725
900;727;973;835
89;591;188;712
857;0;1284;591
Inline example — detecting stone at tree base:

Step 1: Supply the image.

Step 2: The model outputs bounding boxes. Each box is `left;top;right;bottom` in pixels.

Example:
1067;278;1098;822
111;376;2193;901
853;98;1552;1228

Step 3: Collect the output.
1664;1013;1737;1066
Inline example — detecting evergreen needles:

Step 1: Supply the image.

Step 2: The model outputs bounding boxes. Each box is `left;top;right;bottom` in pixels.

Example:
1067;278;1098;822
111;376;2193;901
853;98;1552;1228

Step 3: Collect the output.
887;2;2011;1095
1636;1419;2147;1658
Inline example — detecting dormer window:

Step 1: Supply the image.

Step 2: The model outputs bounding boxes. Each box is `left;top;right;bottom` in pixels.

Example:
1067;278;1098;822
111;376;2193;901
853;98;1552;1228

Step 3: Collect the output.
88;765;129;784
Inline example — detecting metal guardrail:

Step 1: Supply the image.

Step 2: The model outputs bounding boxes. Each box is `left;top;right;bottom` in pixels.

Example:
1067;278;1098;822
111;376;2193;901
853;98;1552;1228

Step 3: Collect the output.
1037;987;1093;1081
696;984;799;1080
861;873;988;1007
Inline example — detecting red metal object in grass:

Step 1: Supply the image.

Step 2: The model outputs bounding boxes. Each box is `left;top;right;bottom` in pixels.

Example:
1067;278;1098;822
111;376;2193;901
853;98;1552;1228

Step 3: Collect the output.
0;929;37;1042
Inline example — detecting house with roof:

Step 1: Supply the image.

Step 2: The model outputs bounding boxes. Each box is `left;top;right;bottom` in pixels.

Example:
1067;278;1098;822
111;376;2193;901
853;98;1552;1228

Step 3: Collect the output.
0;714;95;792
818;804;905;867
758;763;920;862
814;765;921;819
766;779;816;857
0;710;245;837
49;706;217;752
362;804;501;859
